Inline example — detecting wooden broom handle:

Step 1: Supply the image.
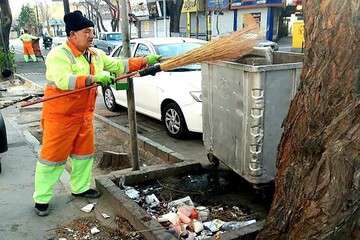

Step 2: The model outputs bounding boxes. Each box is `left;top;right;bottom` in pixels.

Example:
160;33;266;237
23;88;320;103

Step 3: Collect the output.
20;71;139;108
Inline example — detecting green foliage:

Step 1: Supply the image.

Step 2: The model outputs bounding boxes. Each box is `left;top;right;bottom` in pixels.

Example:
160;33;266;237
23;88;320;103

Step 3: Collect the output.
18;4;37;31
0;48;16;73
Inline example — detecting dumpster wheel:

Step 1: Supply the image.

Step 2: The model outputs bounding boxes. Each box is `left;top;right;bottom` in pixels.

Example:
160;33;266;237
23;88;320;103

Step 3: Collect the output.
207;153;220;167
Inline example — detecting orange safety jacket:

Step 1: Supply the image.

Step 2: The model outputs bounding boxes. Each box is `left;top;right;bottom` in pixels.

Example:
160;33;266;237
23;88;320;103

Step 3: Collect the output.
40;41;146;165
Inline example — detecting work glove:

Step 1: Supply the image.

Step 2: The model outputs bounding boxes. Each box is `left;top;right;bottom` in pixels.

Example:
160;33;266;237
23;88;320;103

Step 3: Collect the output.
145;54;162;65
93;71;114;86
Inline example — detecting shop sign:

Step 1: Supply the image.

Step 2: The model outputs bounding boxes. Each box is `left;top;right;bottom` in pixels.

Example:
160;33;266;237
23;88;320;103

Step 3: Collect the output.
129;0;149;17
207;0;230;10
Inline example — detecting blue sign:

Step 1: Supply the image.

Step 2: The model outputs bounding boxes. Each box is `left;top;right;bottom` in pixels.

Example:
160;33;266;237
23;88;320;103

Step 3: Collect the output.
231;0;283;8
207;0;230;10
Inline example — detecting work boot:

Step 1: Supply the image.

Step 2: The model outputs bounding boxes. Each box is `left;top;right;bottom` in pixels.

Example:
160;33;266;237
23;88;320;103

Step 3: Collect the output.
72;189;101;199
30;54;37;62
34;203;49;217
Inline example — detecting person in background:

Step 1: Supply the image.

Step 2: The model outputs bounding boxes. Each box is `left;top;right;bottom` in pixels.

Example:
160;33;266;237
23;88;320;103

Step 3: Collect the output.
19;29;38;63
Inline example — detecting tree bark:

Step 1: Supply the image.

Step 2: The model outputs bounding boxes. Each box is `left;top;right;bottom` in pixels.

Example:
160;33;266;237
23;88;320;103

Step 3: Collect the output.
0;0;12;51
167;0;183;36
257;0;360;239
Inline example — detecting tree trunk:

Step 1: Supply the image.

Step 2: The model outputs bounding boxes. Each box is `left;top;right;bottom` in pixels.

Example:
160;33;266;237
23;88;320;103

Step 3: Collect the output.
257;0;360;239
0;0;12;51
84;1;107;32
168;0;183;36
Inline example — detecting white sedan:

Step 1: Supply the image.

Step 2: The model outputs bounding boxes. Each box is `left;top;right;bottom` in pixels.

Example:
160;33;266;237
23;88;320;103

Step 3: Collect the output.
102;38;205;138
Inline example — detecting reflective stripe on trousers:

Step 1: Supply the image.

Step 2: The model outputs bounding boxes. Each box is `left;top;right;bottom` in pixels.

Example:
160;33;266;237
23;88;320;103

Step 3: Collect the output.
33;156;94;204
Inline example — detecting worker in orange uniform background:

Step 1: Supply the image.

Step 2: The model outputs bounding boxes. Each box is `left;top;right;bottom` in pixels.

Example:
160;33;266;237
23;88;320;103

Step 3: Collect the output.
19;29;38;62
33;11;161;216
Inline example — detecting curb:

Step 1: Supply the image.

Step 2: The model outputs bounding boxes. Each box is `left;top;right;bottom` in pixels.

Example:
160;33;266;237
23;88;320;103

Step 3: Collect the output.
14;73;44;91
94;113;193;164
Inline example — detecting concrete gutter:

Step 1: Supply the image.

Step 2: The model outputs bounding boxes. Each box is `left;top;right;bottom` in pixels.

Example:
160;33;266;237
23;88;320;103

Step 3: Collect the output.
96;162;202;240
96;162;264;240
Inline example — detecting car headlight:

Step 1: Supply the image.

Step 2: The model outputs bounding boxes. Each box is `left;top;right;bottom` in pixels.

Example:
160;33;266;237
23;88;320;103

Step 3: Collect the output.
190;91;202;102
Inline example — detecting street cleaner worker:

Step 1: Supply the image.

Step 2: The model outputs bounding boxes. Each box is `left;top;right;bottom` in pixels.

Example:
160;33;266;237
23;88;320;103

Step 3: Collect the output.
33;10;161;216
19;29;38;63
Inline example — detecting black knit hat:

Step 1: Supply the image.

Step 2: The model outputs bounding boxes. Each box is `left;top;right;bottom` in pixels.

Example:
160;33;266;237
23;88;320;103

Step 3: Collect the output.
64;11;94;36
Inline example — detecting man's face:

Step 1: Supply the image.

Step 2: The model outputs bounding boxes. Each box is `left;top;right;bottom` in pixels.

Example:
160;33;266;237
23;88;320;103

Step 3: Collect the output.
69;27;94;51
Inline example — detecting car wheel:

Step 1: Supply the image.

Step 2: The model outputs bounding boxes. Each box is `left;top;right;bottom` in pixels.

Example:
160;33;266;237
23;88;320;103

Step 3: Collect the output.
102;85;120;112
107;47;112;55
162;102;189;139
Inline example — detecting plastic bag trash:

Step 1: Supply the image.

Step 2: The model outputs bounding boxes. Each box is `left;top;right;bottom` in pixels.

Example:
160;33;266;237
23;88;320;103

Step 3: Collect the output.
118;176;126;189
192;220;204;233
178;205;199;220
178;205;193;217
81;203;95;213
178;211;191;224
203;219;225;232
91;226;100;234
158;212;180;225
145;194;160;208
186;231;197;240
64;227;73;232
168;196;194;209
196;206;209;221
221;219;256;231
101;213;110;219
59;238;67;240
124;187;140;200
196;230;213;239
232;206;240;211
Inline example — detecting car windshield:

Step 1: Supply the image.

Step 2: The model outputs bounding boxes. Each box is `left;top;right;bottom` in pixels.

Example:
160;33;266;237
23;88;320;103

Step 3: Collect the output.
108;33;122;41
154;42;203;70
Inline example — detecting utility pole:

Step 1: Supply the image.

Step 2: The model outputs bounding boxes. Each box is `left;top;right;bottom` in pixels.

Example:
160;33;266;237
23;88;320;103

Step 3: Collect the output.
163;0;166;37
195;0;199;39
63;0;70;15
119;0;140;171
35;3;41;35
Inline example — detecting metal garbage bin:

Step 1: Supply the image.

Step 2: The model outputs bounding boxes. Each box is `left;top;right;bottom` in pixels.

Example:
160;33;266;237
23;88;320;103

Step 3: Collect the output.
202;51;303;184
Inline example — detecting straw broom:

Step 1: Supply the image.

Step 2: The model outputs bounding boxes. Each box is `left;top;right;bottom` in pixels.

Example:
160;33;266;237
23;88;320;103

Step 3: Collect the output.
21;15;259;108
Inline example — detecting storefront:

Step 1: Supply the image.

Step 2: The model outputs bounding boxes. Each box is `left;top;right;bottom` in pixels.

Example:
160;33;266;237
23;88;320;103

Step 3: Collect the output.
180;0;207;39
207;0;283;40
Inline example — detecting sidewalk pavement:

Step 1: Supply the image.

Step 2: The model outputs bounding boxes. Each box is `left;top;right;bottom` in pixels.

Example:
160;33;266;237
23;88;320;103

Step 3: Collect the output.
0;107;91;240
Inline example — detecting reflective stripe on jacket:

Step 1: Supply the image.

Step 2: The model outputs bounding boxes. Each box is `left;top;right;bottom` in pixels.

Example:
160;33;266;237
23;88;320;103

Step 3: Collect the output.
43;41;128;117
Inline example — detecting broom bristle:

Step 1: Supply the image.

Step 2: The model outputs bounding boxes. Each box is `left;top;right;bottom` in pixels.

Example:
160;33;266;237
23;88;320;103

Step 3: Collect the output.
160;15;260;71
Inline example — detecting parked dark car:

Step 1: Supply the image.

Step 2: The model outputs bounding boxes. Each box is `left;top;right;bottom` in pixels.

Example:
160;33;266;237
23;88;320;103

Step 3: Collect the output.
93;32;122;55
0;112;8;173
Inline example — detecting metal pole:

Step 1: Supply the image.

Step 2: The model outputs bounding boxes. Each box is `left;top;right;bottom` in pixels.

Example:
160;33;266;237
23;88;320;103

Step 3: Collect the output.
205;7;209;41
196;0;199;39
63;0;70;15
119;0;140;171
163;0;166;37
35;4;40;35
